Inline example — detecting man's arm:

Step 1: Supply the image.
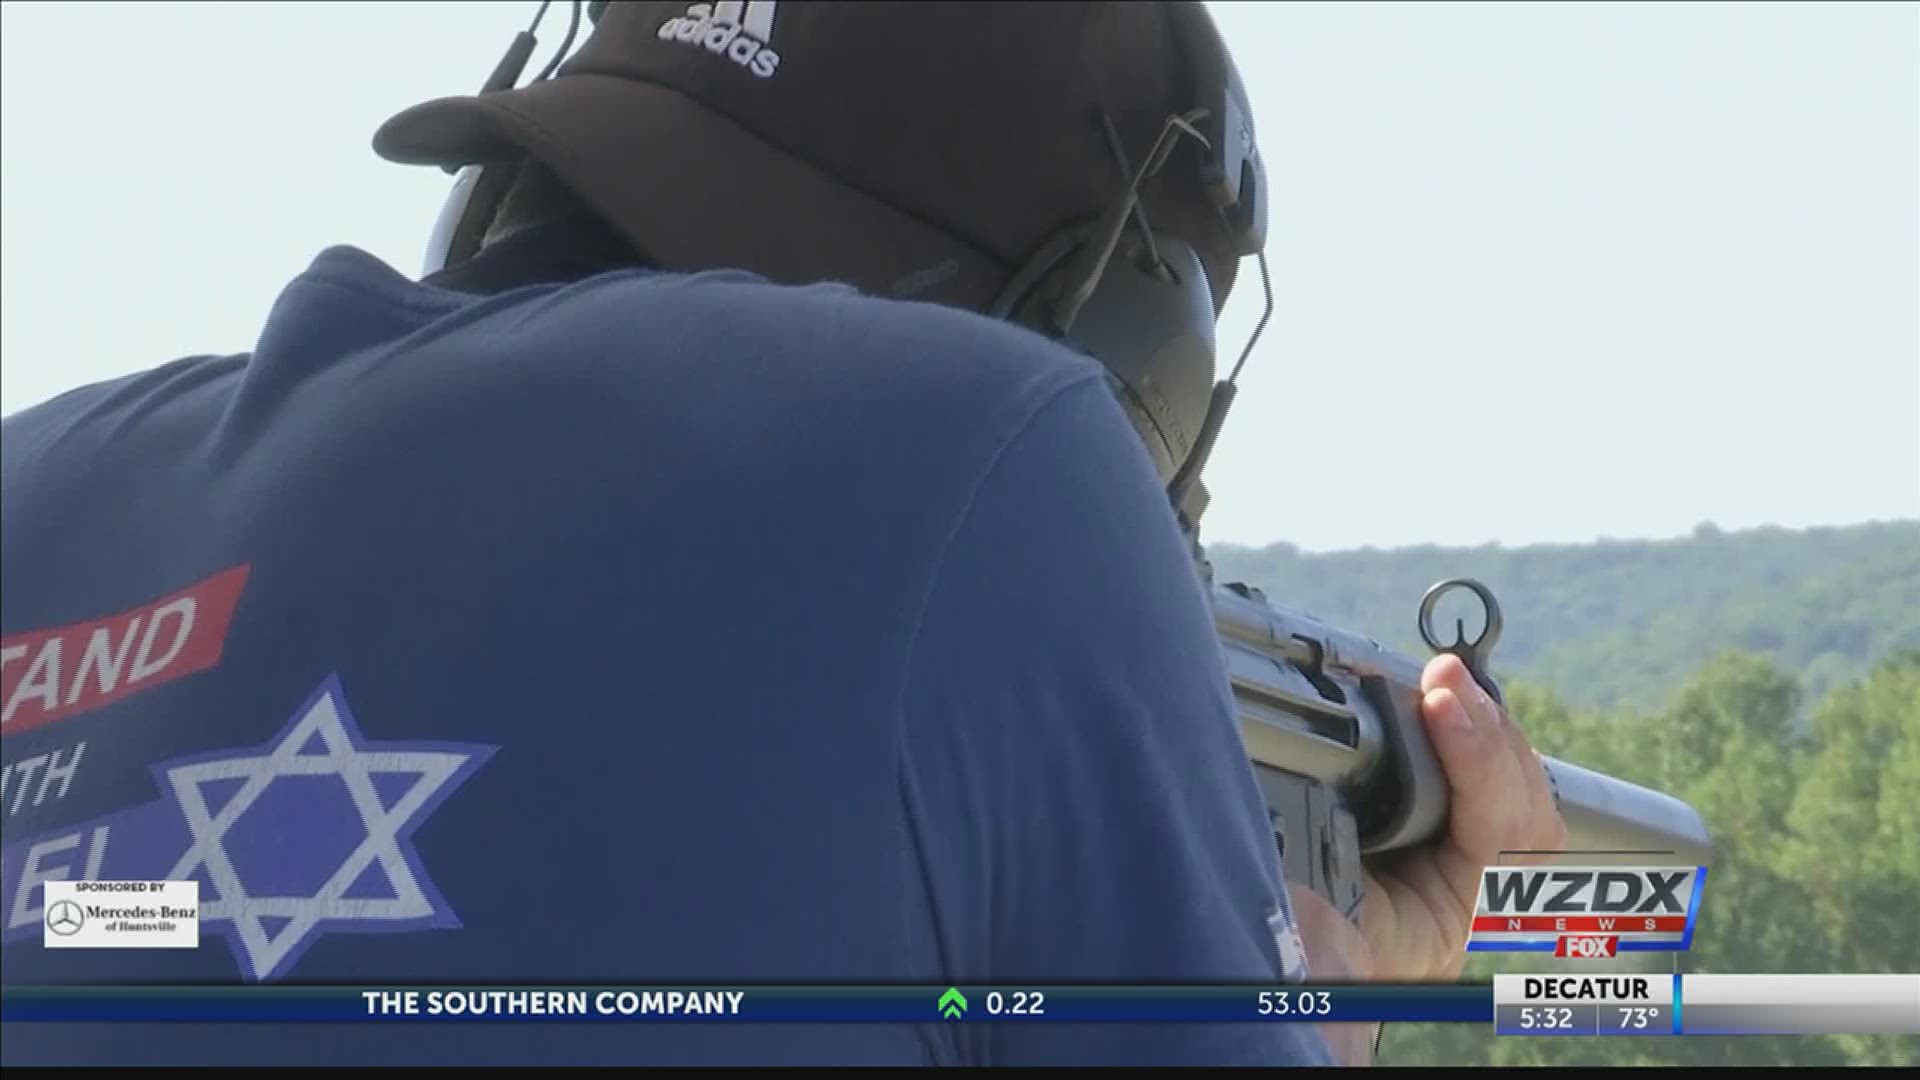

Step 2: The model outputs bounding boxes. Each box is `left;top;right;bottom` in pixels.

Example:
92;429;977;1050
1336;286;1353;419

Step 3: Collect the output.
896;369;1335;1067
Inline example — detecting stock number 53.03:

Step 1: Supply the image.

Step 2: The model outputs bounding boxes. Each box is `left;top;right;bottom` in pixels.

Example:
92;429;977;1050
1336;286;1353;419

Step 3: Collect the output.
1257;991;1334;1017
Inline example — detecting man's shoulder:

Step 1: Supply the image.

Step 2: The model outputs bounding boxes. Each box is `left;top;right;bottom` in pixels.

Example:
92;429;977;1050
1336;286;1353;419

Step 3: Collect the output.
5;255;1101;456
511;268;1105;407
2;260;1111;544
408;268;1114;510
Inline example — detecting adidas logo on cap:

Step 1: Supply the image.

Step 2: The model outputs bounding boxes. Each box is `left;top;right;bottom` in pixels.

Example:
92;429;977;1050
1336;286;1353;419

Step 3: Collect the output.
658;1;782;79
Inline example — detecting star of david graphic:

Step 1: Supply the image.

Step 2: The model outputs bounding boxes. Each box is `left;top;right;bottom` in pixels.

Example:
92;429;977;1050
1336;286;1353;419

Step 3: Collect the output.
160;676;495;982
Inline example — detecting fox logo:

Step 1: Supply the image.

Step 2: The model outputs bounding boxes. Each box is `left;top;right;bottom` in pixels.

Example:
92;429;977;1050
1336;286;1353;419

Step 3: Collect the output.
1556;934;1619;959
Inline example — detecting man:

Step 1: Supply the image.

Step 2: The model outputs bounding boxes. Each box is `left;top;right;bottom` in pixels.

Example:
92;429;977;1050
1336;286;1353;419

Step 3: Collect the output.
0;0;1563;1066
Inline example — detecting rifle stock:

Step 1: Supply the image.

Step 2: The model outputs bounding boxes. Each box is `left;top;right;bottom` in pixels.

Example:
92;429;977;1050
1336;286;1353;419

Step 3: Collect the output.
1210;580;1714;917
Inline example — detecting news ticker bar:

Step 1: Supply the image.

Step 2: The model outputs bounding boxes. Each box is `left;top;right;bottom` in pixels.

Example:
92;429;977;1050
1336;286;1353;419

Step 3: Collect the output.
2;977;1915;1034
1494;974;1920;1037
2;984;1475;1024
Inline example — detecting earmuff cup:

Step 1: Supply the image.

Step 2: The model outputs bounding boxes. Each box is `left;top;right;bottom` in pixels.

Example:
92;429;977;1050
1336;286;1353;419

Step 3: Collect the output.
992;226;1219;486
423;166;486;277
423;161;527;278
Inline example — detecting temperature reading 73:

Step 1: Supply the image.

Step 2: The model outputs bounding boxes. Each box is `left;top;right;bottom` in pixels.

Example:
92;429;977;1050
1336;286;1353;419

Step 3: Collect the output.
1616;1007;1658;1030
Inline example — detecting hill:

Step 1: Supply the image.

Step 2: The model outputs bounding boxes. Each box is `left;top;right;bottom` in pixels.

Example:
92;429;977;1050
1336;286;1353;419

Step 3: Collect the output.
1205;520;1920;711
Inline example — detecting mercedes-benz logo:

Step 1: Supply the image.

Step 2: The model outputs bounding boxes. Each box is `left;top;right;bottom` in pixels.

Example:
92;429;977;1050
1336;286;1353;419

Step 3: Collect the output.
45;899;85;937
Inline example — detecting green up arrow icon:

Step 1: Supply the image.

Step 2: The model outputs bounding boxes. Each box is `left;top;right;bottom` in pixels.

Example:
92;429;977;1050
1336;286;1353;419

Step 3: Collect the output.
938;987;968;1020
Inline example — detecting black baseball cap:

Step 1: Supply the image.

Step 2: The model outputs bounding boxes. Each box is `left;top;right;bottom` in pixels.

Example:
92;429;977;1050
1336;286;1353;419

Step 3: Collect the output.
373;1;1250;314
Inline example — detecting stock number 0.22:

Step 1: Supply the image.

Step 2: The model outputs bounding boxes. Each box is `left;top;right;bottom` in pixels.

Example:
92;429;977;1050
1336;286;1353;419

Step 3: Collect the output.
1257;991;1334;1017
985;991;1046;1016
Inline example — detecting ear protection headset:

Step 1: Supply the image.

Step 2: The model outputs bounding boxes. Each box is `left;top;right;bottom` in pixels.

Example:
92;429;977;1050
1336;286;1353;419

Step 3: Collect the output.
422;1;586;278
424;1;1272;531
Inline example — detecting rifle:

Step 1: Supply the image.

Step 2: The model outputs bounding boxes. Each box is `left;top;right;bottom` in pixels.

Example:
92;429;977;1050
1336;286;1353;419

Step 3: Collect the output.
1210;574;1714;917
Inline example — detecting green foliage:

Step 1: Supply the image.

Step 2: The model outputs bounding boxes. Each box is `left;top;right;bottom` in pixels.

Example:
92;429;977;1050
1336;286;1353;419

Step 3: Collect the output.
1379;653;1919;1066
1207;520;1920;712
1206;523;1920;1065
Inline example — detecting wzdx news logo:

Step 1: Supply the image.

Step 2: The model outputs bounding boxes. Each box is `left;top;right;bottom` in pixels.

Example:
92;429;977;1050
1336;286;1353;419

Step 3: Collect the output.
1467;865;1707;958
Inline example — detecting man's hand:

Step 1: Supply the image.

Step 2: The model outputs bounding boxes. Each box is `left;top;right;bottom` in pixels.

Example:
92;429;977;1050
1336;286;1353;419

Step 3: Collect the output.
1354;653;1568;982
1289;886;1380;1066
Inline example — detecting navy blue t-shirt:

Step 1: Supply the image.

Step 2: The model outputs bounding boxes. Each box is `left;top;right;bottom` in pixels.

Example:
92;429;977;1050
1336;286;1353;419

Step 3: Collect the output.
0;245;1328;1066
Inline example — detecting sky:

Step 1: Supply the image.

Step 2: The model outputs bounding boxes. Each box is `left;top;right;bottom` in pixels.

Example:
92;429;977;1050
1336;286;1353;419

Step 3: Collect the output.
1;1;1915;551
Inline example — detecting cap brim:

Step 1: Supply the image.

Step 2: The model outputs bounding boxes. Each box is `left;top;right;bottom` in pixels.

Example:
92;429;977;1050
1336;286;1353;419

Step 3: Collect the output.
373;74;1004;305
